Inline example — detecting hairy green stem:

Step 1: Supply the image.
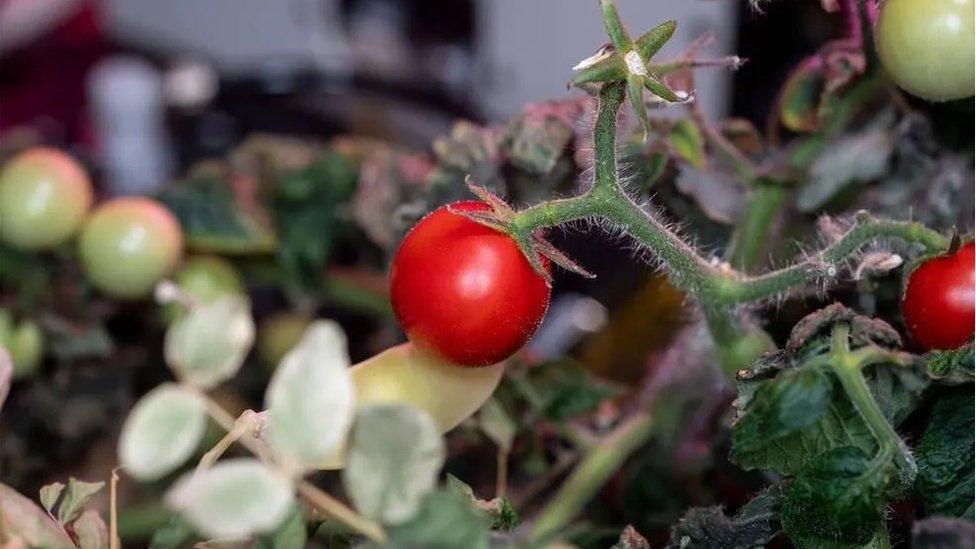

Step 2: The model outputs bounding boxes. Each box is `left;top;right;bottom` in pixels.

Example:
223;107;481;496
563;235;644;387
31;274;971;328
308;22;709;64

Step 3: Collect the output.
527;412;654;543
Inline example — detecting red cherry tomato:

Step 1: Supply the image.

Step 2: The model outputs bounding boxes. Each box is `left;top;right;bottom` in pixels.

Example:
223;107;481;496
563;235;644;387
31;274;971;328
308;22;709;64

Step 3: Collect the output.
901;241;975;351
390;201;551;366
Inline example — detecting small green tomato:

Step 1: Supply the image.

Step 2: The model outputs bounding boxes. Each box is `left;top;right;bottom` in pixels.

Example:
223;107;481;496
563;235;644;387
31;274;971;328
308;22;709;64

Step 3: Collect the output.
0;310;44;379
0;148;93;250
163;255;245;322
257;312;312;370
78;197;184;298
875;0;975;101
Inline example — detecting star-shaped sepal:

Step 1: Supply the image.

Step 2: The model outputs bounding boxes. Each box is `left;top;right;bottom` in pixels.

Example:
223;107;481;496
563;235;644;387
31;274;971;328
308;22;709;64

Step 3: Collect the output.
446;177;595;286
570;1;690;140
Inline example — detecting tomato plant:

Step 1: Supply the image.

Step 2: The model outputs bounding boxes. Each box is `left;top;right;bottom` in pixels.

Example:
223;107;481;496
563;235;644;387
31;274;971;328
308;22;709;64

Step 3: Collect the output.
390;201;551;367
0;148;93;251
78;197;184;298
902;241;975;350
1;0;973;547
875;0;975;101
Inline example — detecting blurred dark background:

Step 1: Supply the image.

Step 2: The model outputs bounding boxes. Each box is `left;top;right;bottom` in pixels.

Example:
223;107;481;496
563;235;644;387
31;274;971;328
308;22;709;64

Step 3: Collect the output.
0;0;835;180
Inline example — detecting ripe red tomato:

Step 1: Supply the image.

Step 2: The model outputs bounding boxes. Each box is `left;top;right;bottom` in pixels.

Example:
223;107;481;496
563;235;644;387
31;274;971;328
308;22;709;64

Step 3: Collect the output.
901;241;975;351
390;201;551;366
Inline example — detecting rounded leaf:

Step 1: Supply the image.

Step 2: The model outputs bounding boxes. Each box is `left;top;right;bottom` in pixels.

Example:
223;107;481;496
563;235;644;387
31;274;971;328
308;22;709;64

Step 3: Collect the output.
265;321;355;468
342;404;445;524
165;458;293;540
164;296;255;389
118;384;206;481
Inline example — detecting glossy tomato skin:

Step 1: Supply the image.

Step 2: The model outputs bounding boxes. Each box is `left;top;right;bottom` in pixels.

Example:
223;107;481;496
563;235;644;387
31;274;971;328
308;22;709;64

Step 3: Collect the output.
79;197;184;298
902;242;975;351
0;148;93;250
875;0;975;101
390;201;550;366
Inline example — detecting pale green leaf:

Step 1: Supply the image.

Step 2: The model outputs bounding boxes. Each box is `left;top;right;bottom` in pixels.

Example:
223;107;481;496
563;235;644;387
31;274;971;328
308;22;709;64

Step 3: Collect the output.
343;405;445;525
54;477;105;524
164;296;255;389
118;384;207;481
265;321;355;469
165;459;294;540
0;482;75;549
39;482;64;514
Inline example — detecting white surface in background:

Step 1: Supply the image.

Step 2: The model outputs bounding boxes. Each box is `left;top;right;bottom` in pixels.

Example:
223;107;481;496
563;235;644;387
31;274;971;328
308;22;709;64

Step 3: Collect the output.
99;0;738;118
476;0;739;118
87;56;174;195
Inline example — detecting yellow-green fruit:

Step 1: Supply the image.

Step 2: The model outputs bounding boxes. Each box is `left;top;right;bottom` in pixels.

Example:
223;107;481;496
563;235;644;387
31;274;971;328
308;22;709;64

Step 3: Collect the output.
78;198;184;298
318;342;505;469
876;0;975;101
257;313;312;370
163;256;245;322
0;311;44;379
0;148;93;250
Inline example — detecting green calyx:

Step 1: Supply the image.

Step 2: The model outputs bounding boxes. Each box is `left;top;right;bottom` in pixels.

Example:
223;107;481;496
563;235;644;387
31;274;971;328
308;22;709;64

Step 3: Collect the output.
571;2;684;139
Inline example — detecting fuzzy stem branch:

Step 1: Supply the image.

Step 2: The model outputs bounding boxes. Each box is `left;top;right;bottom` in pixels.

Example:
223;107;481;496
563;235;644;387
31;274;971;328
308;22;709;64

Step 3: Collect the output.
188;386;386;544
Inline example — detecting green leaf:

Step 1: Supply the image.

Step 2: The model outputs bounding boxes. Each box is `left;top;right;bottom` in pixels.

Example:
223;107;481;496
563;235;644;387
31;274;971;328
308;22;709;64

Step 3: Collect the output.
478;397;517;452
501;103;577;175
272;151;357;294
39;482;64;514
779;61;823;133
445;475;520;531
925;345;975;384
342;405;445;525
731;367;832;459
165;458;294;540
265;321;355;469
257;505;307;549
159;176;276;254
73;510;110;549
666;484;783;549
149;515;197;549
0;482;75;549
118;384;207;481
668;119;705;168
635;20;676;61
781;446;888;547
378;490;491;549
732;307;925;478
915;391;975;518
797;111;897;212
40;477;105;525
164;296;255;390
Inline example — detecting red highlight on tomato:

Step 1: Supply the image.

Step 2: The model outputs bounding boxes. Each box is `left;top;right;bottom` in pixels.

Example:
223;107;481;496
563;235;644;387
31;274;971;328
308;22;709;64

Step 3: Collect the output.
390;201;551;366
901;241;975;351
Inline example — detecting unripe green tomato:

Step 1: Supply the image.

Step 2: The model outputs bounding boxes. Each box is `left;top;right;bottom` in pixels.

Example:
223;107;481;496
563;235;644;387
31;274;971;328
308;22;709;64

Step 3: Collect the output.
257;312;312;370
162;255;245;322
875;0;975;101
0;148;93;250
0;310;44;379
318;342;505;469
78;198;184;298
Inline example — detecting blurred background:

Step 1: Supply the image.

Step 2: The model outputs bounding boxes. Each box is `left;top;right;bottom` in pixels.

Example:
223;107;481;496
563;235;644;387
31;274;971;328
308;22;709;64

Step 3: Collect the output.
1;0;838;185
0;0;916;546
